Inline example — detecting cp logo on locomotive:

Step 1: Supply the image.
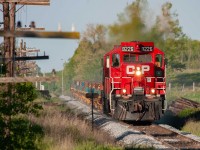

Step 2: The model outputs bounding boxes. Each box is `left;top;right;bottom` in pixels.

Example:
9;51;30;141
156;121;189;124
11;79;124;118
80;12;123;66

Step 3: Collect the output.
126;65;150;74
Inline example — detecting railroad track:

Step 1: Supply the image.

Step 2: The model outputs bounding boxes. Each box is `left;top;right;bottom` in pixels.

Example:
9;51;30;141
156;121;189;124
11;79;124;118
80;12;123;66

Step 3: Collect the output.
129;123;200;149
69;90;200;149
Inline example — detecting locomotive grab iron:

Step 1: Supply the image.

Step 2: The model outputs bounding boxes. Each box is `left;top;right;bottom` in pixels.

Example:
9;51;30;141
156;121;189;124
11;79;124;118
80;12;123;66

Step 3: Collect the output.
102;41;166;121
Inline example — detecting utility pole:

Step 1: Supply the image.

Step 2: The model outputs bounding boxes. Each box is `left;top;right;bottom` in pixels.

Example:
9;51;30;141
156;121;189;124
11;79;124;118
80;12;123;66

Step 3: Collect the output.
3;2;10;77
0;1;50;147
2;2;11;146
0;0;50;77
9;2;16;77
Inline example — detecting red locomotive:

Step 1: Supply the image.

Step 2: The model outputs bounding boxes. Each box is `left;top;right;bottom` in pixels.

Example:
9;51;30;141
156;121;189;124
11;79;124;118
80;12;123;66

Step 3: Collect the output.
102;41;166;121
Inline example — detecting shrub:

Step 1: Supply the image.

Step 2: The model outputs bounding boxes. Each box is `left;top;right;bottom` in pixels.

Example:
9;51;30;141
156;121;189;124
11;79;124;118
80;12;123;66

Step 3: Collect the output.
178;108;200;119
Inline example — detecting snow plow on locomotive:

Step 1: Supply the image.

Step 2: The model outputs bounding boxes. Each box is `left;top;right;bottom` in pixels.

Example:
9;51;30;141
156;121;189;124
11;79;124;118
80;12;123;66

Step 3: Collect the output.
70;41;166;122
102;41;166;121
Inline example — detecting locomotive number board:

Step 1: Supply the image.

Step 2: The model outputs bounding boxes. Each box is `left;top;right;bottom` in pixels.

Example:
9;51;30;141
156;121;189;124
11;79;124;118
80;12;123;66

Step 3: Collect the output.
122;46;134;52
140;42;154;52
121;42;154;52
140;46;153;52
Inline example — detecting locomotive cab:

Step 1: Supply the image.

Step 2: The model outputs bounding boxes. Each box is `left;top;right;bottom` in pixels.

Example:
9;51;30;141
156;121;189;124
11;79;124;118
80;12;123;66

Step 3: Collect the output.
102;41;166;121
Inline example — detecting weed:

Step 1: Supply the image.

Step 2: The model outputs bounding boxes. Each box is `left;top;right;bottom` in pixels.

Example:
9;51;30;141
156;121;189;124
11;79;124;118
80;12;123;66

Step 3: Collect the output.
75;141;122;150
182;121;200;136
29;105;120;150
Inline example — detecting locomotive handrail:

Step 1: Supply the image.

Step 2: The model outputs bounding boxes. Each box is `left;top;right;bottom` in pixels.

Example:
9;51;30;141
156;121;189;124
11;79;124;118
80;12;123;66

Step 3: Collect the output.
162;85;167;111
110;77;114;112
109;76;123;113
163;99;168;111
145;77;166;79
110;77;116;112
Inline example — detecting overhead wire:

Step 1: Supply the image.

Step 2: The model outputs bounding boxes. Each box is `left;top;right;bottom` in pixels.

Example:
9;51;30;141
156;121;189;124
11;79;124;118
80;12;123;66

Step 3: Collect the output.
15;5;24;13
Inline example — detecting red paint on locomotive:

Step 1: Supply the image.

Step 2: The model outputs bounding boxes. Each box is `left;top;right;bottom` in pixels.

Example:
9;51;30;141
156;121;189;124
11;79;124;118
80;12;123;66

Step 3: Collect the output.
102;41;166;121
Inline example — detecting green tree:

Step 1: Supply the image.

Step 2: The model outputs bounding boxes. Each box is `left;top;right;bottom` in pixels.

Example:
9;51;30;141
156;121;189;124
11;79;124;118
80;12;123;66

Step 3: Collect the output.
0;83;42;149
63;24;109;92
154;2;186;71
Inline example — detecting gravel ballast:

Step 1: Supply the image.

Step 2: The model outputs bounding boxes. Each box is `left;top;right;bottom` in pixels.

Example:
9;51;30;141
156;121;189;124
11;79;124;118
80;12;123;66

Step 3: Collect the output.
60;95;170;149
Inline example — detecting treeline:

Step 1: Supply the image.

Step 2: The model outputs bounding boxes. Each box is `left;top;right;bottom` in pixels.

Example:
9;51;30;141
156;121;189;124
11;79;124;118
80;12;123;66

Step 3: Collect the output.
55;0;200;93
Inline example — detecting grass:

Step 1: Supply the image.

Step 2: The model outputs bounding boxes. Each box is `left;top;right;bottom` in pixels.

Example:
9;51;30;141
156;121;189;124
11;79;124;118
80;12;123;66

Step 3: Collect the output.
167;69;200;86
160;69;200;136
75;141;121;150
166;87;200;102
29;105;121;150
166;69;200;102
182;121;200;136
28;97;155;150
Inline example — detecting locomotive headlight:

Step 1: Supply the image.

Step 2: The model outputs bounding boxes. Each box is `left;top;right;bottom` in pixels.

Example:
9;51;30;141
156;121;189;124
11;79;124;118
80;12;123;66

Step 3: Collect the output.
122;89;126;94
151;88;155;94
136;67;141;76
136;67;140;71
136;70;141;76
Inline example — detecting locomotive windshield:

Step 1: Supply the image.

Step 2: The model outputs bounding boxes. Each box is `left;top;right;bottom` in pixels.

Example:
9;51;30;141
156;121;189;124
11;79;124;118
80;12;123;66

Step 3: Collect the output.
138;54;152;62
123;54;152;63
123;54;136;62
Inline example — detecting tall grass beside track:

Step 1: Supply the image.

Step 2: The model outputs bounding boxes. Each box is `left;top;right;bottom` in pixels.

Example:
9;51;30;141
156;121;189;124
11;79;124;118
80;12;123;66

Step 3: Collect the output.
182;121;200;136
159;92;200;137
163;69;200;137
29;104;121;150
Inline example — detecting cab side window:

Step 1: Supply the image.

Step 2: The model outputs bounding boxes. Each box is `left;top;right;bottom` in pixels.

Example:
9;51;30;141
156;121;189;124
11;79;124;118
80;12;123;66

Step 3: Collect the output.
155;54;162;67
112;54;120;67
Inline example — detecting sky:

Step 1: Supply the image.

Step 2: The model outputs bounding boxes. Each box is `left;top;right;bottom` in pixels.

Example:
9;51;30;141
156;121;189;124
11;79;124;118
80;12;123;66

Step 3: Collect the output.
0;0;200;73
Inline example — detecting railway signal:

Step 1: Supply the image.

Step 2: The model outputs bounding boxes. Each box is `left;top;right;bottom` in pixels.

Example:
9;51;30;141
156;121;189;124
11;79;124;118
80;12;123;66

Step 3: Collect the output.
86;89;99;131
